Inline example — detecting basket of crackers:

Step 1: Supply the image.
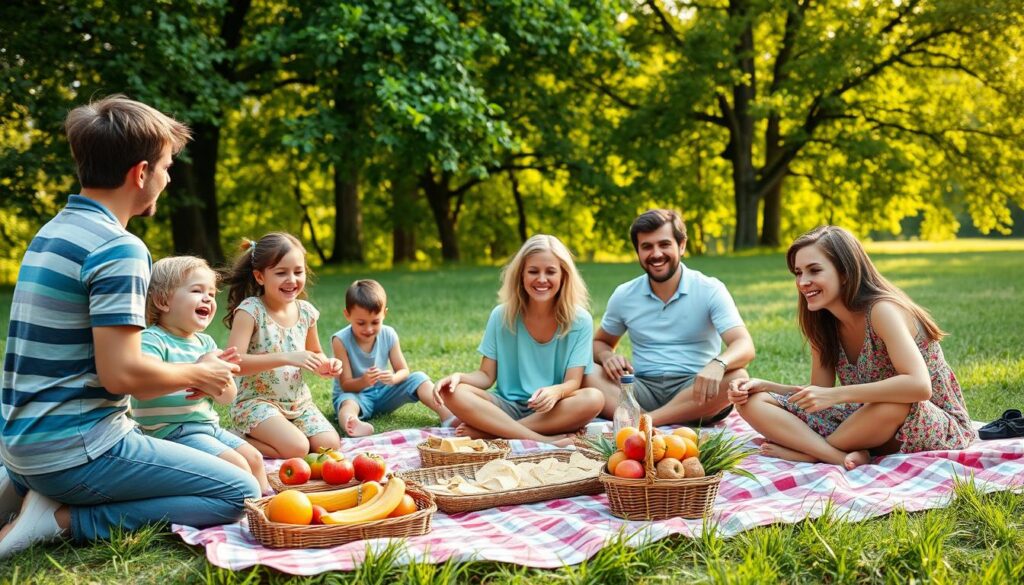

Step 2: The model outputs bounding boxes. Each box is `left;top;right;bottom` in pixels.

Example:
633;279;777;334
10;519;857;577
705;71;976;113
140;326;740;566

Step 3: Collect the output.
398;450;605;514
596;414;754;520
417;434;511;467
246;476;436;549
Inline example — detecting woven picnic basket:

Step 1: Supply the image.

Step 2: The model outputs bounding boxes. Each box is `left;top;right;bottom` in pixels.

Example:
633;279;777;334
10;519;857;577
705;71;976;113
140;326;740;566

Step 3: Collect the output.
599;414;722;520
416;438;511;468
398;450;604;514
267;473;358;494
571;430;613;459
245;481;436;549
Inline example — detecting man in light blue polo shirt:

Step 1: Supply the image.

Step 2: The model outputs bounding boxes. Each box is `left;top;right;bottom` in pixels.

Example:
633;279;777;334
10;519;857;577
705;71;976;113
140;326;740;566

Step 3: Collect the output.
585;209;756;426
0;96;259;558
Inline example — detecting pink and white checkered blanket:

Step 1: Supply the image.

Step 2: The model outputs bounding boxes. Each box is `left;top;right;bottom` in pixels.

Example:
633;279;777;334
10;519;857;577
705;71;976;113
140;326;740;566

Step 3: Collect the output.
174;414;1024;575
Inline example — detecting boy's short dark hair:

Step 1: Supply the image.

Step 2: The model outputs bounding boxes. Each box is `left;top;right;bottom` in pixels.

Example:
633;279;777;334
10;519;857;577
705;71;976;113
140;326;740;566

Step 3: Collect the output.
345;280;387;313
65;94;191;189
629;209;687;251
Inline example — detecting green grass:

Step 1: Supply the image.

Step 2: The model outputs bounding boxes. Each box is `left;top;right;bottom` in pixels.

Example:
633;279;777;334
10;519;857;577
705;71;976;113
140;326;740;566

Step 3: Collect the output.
1;242;1023;583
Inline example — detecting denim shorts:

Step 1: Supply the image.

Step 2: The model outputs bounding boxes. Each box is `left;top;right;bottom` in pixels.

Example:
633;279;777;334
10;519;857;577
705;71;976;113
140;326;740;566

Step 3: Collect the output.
162;422;245;457
333;371;431;419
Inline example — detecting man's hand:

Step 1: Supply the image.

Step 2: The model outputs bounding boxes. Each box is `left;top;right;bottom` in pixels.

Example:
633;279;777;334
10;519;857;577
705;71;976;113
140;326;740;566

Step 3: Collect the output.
193;350;241;401
601;353;634;382
693;360;726;404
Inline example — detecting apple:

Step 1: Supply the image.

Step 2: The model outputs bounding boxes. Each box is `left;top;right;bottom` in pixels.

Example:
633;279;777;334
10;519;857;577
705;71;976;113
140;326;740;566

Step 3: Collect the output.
322;457;355;485
310;505;328;525
623;434;646;461
613;459;645;479
352;453;386;482
656;457;685;479
279;457;312;485
303;453;324;480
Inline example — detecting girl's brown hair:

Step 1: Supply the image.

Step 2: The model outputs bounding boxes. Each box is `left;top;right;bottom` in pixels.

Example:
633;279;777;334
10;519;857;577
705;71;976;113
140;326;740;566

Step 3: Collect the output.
787;225;944;369
221;232;309;328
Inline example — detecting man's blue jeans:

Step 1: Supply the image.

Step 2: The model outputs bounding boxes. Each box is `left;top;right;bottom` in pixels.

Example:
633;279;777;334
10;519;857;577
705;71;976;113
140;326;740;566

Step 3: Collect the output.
8;430;260;542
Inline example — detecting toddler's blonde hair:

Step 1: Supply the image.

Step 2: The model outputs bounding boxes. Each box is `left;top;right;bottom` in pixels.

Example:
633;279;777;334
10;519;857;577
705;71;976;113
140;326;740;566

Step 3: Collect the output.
146;256;217;326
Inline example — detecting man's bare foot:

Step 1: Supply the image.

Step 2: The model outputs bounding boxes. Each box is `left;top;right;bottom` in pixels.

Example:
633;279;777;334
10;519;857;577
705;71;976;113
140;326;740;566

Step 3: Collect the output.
760;441;819;463
344;417;374;437
454;424;495;439
843;449;871;470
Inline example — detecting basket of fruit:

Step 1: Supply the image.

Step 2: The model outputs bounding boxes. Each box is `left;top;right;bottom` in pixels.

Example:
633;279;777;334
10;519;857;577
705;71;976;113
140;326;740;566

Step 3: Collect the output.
595;414;754;520
416;435;511;468
268;449;383;494
246;476;435;548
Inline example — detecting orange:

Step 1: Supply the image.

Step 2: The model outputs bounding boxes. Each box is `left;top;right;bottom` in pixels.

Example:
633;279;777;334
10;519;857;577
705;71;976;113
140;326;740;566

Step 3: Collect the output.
268;490;313;525
607;451;628;474
672;427;699;444
615;426;640;450
387;494;418;518
681;437;700;460
662;434;687;460
650;435;666;463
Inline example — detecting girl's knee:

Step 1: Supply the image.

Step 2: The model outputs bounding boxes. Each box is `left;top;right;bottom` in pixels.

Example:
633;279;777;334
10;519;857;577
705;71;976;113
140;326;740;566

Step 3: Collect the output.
875;401;912;422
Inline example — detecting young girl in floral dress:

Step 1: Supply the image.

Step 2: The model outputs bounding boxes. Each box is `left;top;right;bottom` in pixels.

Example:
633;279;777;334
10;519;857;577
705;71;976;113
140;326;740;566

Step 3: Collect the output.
728;226;974;470
223;233;343;459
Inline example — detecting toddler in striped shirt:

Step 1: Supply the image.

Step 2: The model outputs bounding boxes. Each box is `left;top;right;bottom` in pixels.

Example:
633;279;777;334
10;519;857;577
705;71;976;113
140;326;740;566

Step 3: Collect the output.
131;256;270;494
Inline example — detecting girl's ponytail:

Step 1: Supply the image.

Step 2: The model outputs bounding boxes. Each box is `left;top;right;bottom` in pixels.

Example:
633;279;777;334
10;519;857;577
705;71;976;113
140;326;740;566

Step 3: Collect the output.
221;238;260;328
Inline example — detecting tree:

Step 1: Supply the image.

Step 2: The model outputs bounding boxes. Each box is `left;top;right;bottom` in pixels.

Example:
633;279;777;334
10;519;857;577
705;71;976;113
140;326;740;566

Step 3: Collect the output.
614;0;1024;249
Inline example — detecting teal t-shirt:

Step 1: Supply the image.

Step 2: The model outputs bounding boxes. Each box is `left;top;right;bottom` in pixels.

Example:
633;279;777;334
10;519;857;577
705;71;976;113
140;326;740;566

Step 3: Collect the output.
130;325;220;438
478;305;595;402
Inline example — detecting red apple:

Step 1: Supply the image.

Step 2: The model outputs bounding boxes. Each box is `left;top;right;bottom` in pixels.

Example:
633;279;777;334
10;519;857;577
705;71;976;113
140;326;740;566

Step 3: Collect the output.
352;453;386;482
310;505;328;525
613;459;645;479
322;457;355;485
623;434;646;461
278;457;312;485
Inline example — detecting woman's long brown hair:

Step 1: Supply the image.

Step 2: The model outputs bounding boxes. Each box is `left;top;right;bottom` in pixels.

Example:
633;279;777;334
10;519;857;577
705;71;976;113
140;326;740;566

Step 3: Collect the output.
787;226;944;369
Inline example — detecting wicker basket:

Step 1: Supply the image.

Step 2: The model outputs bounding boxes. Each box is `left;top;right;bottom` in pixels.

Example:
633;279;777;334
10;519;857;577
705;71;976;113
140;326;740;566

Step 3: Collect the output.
267;473;359;494
398;451;604;514
572;430;613;459
245;481;436;549
417;439;511;468
599;414;722;520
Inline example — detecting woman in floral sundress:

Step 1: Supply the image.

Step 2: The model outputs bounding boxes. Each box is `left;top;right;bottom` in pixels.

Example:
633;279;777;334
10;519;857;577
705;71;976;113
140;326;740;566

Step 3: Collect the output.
222;233;343;459
727;226;974;470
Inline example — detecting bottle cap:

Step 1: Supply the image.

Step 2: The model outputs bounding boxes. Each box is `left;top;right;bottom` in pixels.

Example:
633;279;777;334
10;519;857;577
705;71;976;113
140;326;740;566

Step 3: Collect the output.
619;374;635;384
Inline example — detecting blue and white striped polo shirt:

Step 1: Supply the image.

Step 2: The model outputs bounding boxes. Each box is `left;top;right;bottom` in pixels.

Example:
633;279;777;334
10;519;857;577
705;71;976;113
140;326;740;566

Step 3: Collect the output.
1;195;151;475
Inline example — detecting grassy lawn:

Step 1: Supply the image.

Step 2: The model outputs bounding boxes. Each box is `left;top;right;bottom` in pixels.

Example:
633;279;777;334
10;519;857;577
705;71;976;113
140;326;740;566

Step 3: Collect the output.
0;241;1022;583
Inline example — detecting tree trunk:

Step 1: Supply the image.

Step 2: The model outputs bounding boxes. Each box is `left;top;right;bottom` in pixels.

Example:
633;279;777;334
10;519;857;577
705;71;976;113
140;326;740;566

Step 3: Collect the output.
168;122;224;262
509;170;527;243
330;163;364;263
729;0;759;250
421;172;460;261
391;173;418;264
760;115;784;247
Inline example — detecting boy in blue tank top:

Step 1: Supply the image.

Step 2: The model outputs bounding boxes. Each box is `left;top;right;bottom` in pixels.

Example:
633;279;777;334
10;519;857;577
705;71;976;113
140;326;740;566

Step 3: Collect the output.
331;280;452;436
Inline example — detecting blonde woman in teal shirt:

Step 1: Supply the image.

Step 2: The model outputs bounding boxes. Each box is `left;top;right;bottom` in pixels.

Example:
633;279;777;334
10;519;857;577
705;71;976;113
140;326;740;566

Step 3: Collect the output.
433;235;604;446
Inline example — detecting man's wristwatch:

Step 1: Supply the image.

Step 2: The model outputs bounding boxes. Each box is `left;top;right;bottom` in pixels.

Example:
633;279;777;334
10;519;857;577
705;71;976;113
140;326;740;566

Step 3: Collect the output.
711;357;728;370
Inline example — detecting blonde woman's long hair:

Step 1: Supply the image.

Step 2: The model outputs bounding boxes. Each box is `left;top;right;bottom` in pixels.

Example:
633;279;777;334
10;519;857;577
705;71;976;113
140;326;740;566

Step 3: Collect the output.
787;225;945;369
498;234;589;336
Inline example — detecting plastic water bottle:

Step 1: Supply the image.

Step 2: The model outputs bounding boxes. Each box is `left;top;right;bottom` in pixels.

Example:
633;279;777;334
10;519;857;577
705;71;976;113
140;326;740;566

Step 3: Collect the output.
613;374;642;437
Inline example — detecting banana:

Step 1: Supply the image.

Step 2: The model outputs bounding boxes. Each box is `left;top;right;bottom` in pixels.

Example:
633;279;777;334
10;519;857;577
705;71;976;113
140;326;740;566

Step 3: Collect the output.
320;477;407;525
306;481;382;512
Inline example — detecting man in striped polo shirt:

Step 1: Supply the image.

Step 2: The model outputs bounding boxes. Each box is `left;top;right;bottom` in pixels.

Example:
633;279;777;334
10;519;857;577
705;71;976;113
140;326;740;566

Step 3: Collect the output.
0;96;260;557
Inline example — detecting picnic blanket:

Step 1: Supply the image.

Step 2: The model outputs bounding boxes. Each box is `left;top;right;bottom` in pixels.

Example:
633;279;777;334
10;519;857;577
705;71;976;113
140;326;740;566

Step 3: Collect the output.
175;413;1024;575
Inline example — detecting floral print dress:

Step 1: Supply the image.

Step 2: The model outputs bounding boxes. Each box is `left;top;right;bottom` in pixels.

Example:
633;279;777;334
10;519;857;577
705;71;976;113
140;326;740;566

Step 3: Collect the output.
229;297;334;437
776;307;975;453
